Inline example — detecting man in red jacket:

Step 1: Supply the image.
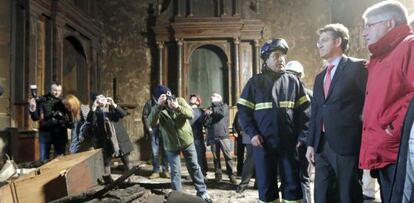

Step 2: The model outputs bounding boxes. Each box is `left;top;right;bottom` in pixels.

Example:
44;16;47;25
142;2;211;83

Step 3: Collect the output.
360;1;414;203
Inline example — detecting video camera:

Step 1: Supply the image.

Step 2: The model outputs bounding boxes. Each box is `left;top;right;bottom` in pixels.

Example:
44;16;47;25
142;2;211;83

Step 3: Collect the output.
30;85;47;103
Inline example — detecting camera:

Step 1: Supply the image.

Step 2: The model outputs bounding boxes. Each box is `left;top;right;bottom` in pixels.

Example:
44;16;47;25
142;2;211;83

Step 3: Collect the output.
166;95;176;102
98;97;108;105
30;85;46;103
52;111;64;120
30;85;38;98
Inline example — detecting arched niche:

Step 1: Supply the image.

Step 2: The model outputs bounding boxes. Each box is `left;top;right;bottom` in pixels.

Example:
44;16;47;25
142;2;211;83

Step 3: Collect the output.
187;45;229;107
62;36;89;103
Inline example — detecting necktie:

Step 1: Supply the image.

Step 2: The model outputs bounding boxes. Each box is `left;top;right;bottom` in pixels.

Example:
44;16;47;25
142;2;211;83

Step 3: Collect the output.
324;64;334;98
322;64;334;132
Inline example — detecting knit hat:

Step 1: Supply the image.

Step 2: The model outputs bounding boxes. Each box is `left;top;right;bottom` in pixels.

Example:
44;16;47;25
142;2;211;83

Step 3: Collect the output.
91;92;103;102
153;85;171;100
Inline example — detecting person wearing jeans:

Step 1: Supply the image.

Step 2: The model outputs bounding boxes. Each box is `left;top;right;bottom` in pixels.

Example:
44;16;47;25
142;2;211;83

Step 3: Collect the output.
148;85;212;203
166;143;206;192
143;98;170;179
189;94;208;177
29;83;68;161
150;127;169;178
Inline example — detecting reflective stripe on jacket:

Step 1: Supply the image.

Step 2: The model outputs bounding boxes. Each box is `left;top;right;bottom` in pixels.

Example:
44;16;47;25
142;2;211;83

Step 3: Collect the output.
237;69;310;149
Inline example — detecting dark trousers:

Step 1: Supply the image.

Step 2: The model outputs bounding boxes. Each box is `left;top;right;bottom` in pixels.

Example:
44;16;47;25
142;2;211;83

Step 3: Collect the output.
39;131;66;161
236;136;245;176
40;142;66;160
151;127;169;173
239;144;255;186
254;145;302;202
210;138;234;177
314;136;362;203
297;143;312;203
376;164;396;203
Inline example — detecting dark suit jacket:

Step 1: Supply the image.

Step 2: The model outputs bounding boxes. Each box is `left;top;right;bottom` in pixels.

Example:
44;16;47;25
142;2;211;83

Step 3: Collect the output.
307;56;367;156
390;96;414;203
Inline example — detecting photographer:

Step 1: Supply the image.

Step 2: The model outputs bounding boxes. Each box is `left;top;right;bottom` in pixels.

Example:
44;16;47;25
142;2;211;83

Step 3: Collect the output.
29;83;69;161
204;93;236;184
87;93;134;183
148;85;212;203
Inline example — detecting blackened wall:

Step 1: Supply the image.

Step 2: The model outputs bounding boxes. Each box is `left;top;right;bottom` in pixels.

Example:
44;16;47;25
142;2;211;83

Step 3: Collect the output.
97;0;414;161
243;0;413;86
97;0;155;161
0;0;11;128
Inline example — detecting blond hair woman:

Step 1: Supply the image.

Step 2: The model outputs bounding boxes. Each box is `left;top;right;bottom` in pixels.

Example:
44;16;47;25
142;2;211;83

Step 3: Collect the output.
62;94;92;153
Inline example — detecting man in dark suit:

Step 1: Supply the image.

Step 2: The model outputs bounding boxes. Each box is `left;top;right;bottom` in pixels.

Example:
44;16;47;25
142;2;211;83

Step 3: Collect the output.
305;23;367;203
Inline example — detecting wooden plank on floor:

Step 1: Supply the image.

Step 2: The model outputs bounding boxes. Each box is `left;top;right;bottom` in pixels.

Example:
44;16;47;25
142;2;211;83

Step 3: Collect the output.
0;149;104;203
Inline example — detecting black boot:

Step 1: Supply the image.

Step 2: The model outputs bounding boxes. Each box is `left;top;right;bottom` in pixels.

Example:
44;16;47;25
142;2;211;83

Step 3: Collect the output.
121;154;132;171
102;175;114;185
236;184;247;193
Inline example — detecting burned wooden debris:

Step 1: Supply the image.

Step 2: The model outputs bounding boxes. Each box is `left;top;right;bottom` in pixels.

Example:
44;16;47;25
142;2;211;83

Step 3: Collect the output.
0;149;104;203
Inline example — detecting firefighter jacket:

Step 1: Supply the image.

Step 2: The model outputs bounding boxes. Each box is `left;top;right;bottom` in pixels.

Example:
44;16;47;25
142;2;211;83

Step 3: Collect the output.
237;68;310;150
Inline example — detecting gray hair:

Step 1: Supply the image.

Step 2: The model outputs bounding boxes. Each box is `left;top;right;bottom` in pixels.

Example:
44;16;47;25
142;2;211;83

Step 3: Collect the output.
212;93;222;102
362;0;408;25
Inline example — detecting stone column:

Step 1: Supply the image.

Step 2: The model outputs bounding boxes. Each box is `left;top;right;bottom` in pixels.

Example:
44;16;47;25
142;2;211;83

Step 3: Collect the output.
157;41;164;85
176;0;182;17
91;39;100;92
227;61;232;105
254;40;261;74
233;0;240;16
221;0;227;16
187;0;193;17
54;24;64;83
28;13;39;86
233;38;240;103
177;39;183;96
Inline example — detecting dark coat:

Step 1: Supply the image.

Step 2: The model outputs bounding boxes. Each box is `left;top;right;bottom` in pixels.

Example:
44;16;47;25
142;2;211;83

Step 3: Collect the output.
297;85;312;145
233;112;250;145
190;106;205;141
142;99;156;137
30;93;69;144
307;56;367;156
237;69;310;150
88;106;134;157
205;102;229;143
390;97;414;203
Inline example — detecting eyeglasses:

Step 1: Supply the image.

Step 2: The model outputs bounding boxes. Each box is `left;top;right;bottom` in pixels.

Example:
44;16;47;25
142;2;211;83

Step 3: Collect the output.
364;19;387;30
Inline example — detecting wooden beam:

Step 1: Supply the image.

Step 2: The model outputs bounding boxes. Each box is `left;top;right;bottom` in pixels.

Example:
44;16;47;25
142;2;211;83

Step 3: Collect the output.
0;149;104;203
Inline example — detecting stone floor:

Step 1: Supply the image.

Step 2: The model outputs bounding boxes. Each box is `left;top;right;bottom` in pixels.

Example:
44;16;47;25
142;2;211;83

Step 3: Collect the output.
112;161;382;203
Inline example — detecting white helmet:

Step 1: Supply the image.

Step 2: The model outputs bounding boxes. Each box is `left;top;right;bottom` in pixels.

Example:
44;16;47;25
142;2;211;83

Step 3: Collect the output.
284;60;304;78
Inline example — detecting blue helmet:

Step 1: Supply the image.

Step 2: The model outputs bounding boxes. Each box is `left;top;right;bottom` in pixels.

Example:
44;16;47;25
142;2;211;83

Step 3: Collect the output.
260;38;289;60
